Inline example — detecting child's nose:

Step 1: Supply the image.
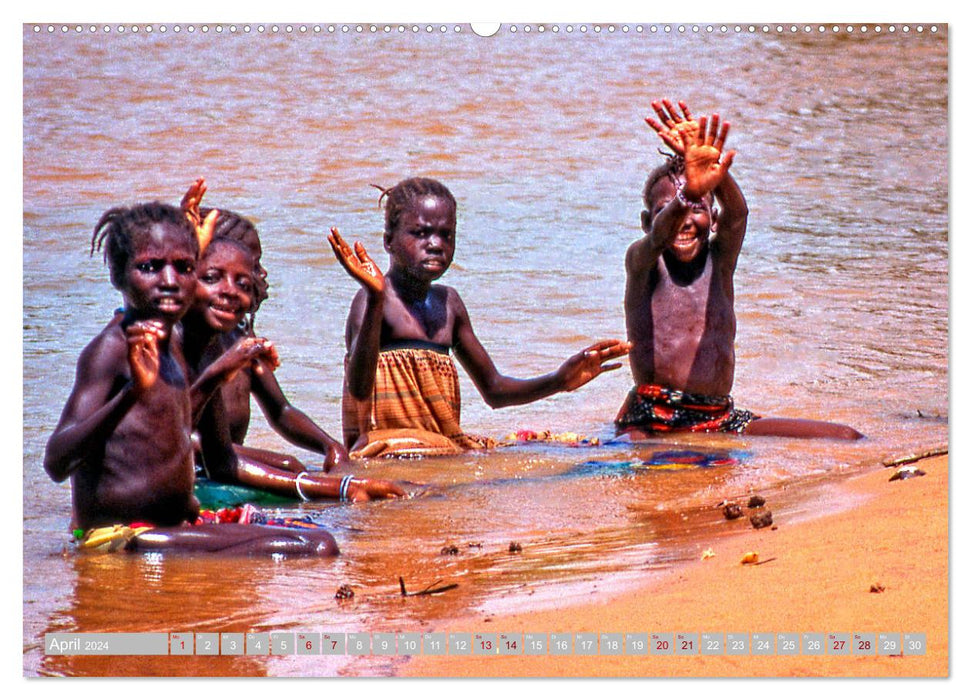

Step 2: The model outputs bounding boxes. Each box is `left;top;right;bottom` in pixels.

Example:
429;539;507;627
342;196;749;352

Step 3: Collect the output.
160;264;179;286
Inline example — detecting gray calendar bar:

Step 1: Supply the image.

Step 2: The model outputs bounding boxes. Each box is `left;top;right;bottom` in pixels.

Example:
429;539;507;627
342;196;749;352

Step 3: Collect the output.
44;633;169;655
42;631;928;657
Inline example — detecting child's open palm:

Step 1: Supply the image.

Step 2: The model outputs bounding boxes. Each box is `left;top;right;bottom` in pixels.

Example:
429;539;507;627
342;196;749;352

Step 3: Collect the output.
683;115;735;200
558;340;632;392
181;177;220;254
646;99;700;156
328;228;384;295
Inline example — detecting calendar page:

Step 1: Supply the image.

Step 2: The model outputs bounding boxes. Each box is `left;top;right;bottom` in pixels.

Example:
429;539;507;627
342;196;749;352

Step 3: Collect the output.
22;13;950;681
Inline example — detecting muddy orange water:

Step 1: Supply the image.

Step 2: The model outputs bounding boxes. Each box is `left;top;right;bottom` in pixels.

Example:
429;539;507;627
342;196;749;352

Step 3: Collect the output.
22;24;947;676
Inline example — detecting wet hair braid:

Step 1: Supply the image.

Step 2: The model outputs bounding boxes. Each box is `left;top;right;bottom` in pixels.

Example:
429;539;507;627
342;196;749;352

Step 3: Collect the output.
91;201;197;290
370;177;456;234
641;150;685;208
199;206;269;330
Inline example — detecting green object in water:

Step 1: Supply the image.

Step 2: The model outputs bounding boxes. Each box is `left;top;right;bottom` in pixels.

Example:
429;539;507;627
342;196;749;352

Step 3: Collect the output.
194;477;294;509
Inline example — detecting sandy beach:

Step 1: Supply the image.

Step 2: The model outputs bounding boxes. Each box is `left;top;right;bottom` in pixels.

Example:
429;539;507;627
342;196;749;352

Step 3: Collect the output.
404;452;949;678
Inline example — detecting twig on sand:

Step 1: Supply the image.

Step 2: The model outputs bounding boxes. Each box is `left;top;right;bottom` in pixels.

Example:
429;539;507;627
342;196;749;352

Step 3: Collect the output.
882;447;948;468
399;576;459;597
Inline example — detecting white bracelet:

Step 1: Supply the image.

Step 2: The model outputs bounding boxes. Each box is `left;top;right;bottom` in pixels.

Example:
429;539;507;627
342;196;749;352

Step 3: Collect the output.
294;471;311;502
339;475;355;503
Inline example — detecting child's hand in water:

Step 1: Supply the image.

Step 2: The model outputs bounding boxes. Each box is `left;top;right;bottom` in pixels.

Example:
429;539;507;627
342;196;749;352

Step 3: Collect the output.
181;177;219;254
126;320;166;393
346;477;407;501
646;99;700;155
683;114;735;200
328;228;384;294
557;340;632;392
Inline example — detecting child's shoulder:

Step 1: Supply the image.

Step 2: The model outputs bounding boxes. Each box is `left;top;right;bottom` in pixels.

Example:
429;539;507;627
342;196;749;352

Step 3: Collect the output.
432;283;466;309
75;323;129;377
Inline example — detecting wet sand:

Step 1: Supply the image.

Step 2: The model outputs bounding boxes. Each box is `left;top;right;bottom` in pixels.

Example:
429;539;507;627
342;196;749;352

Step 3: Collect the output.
403;452;949;678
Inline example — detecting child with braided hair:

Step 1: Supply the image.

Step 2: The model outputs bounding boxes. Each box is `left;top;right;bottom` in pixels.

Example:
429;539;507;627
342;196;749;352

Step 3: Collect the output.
44;201;339;554
329;177;631;458
181;180;404;500
617;100;862;440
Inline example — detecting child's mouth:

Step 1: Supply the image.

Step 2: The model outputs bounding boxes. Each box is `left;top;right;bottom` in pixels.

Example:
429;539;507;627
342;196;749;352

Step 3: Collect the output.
209;301;240;323
156;297;184;313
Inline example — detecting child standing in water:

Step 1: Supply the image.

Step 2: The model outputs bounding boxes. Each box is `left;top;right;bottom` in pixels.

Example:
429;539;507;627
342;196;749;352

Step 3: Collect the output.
329;177;631;458
44;202;338;555
617;100;862;440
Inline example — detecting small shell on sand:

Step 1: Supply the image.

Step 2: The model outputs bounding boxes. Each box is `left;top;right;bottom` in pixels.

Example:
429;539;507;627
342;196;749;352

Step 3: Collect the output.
889;466;926;482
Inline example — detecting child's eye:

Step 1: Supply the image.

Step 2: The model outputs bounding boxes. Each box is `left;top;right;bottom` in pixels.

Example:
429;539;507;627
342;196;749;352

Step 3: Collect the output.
236;278;253;293
200;271;221;284
174;261;195;275
136;260;162;273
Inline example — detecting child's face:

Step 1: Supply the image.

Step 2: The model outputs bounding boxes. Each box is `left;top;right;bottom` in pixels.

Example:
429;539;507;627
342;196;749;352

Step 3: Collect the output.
647;177;714;264
192;243;256;333
124;222;197;322
385;194;456;282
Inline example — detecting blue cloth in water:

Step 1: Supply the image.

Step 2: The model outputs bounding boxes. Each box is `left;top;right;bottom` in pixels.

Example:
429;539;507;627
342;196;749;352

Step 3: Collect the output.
568;449;745;477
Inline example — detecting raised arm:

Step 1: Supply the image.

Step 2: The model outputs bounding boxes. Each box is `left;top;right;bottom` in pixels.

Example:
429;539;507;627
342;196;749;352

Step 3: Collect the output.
328;228;385;401
646;100;746;268
452;291;629;408
248;360;350;471
44;322;163;481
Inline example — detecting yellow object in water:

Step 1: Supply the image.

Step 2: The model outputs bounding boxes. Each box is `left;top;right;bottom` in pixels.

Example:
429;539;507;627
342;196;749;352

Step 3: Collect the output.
632;462;696;471
79;525;153;552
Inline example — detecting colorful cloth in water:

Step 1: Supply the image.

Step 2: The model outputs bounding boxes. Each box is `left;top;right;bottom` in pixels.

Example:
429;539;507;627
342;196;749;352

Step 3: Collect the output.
195;504;323;530
615;384;759;434
342;343;495;458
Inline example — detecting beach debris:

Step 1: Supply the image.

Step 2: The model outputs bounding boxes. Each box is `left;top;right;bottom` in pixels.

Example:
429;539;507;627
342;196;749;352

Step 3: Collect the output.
440;543;460;556
740;551;759;565
399;576;459;597
722;503;743;520
502;429;600;447
335;584;354;600
701;547;716;560
750;510;773;529
747;495;766;508
889;466;926;482
467;542;482;549
881;447;947;468
508;541;523;554
870;582;886;593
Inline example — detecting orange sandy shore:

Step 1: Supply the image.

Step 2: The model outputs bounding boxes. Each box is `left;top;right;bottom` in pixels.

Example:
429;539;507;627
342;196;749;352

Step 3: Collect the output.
403;453;949;678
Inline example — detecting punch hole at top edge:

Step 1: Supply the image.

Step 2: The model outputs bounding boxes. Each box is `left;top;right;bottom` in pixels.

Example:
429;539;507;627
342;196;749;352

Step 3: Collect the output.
471;23;501;37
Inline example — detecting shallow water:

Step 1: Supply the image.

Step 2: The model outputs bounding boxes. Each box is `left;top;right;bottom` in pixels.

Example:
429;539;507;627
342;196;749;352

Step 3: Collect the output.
22;24;948;676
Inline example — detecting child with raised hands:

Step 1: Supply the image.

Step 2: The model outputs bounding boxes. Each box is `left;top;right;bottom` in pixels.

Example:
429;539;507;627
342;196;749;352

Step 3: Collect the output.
181;181;404;501
329;177;631;458
184;234;405;501
617;100;862;440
